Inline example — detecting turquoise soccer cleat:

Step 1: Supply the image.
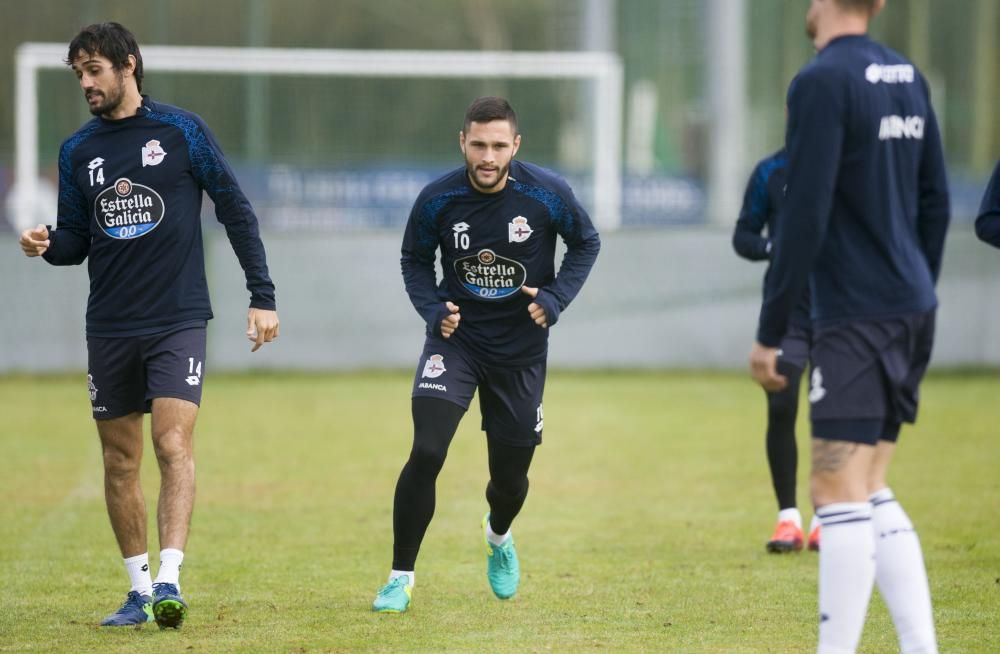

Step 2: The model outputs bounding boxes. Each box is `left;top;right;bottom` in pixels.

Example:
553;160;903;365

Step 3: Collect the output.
372;575;412;613
483;513;520;599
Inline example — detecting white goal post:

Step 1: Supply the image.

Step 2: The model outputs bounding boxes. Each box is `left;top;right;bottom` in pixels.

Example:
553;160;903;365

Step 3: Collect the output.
14;43;623;231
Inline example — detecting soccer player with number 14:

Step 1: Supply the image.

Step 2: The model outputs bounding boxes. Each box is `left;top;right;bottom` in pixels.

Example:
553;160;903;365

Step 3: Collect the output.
18;22;279;629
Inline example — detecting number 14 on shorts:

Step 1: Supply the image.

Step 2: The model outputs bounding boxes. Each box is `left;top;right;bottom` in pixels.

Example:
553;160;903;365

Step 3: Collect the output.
186;357;203;387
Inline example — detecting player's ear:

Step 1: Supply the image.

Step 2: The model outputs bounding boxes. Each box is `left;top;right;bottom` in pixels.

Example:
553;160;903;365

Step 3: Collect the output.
123;54;137;79
870;0;885;17
512;133;521;157
459;130;466;154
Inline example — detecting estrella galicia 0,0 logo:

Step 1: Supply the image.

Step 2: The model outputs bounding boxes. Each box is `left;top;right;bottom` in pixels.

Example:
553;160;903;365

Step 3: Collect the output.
94;178;165;239
454;249;527;300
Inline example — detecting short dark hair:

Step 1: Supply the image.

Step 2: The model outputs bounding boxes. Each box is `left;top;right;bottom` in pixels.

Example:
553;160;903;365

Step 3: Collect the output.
66;22;144;92
463;96;518;133
834;0;880;14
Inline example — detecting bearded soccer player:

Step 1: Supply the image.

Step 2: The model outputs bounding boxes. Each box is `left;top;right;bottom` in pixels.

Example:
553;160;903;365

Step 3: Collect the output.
749;1;949;652
371;96;600;613
974;159;1000;248
733;148;820;553
18;23;279;628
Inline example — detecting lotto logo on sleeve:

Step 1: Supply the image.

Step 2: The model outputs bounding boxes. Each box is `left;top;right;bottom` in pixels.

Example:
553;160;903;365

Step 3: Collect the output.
94;178;166;239
454;249;527;300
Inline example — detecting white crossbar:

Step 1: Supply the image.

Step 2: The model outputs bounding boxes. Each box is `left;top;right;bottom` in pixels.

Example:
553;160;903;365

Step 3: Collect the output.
14;43;622;230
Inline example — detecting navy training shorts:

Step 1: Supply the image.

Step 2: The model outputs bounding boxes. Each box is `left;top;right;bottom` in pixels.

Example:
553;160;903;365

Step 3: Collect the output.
411;337;546;447
777;321;812;372
86;325;207;420
808;310;935;444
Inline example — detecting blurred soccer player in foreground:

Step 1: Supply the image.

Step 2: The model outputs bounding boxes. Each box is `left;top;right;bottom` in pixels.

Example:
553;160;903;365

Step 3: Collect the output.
733;148;820;553
372;97;600;613
749;1;949;652
19;22;279;628
974;159;1000;248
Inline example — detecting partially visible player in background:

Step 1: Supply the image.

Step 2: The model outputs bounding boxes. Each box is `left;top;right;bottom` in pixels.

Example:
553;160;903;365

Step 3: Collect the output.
733;148;820;554
974;159;1000;247
371;96;600;613
18;22;279;629
748;0;949;652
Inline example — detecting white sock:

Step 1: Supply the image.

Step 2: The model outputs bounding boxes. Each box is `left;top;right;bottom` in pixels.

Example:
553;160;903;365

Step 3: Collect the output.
870;488;938;654
816;502;876;654
153;548;184;589
778;507;803;527
389;569;414;587
123;553;153;597
486;521;511;546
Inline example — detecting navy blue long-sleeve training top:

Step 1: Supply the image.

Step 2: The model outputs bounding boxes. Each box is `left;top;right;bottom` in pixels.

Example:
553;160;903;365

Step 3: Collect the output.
42;96;275;337
401;160;600;367
975;159;1000;248
733;148;810;328
757;34;950;347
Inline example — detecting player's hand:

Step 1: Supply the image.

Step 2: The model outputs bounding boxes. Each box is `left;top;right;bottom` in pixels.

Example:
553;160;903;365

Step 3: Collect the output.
749;341;787;391
440;302;460;339
19;224;50;257
247;308;280;352
521;286;547;328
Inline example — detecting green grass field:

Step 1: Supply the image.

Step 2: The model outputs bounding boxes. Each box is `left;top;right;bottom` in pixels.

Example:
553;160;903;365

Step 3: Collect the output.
1;371;997;653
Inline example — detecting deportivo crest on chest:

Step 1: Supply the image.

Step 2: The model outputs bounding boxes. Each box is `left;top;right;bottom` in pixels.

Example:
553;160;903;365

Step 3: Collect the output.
141;139;167;167
508;216;533;243
454;248;527;301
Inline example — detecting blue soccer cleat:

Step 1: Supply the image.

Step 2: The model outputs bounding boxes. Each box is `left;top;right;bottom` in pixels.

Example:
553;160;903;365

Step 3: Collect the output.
100;590;153;626
483;513;520;599
372;575;412;613
152;582;188;629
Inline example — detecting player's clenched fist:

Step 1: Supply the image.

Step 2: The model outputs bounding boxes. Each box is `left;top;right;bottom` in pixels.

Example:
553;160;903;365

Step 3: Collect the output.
521;285;547;328
440;302;461;338
749;341;787;392
19;224;50;257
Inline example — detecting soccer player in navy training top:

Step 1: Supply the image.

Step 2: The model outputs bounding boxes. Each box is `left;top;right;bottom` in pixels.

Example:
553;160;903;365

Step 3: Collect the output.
748;1;949;652
733;149;821;554
371;97;600;613
18;23;279;629
975;159;1000;248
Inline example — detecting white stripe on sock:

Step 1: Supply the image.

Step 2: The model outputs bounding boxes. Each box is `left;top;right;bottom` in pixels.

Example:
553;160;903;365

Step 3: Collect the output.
816;502;875;654
870;488;938;654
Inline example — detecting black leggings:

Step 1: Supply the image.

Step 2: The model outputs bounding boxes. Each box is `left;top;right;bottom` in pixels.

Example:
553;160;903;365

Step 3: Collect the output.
391;397;535;571
765;360;805;511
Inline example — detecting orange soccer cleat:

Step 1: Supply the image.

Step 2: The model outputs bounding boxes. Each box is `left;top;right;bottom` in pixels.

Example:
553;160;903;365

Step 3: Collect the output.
766;520;804;553
807;523;821;551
